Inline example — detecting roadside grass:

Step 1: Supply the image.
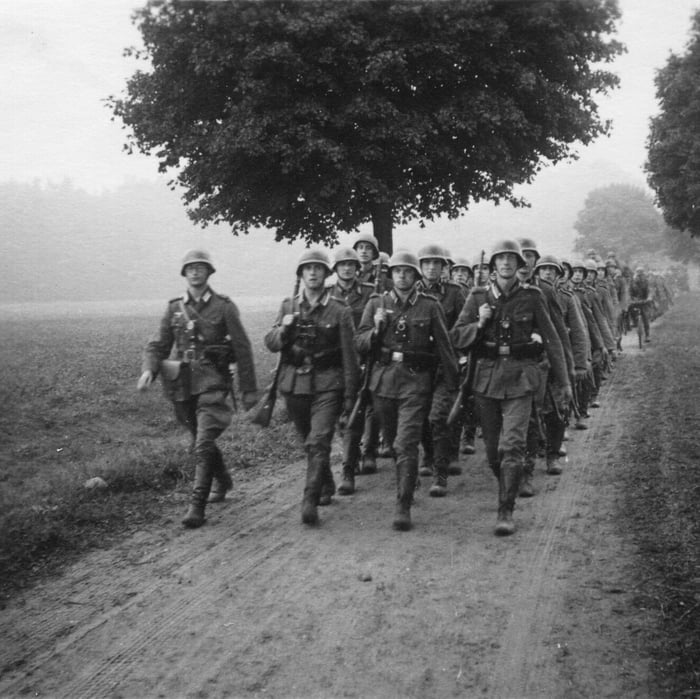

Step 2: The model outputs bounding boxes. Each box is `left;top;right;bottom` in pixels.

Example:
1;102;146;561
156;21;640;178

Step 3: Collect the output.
0;308;300;598
621;295;700;696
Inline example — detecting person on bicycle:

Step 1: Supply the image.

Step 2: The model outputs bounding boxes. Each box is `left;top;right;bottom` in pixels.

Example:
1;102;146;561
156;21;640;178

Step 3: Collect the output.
629;266;653;343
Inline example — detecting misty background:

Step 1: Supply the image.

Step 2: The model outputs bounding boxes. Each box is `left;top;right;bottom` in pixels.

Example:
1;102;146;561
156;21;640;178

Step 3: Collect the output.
2;156;642;306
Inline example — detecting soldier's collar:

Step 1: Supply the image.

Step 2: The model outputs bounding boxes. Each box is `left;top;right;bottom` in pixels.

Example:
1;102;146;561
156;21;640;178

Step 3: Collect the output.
489;279;520;299
186;287;212;304
300;287;331;307
390;286;419;306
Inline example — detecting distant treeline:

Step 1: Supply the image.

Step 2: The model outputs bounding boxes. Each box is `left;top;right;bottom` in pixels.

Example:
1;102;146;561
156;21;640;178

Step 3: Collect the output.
0;179;294;303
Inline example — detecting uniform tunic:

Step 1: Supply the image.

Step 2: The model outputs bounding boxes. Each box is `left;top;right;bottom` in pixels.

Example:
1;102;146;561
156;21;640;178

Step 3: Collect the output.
142;287;257;458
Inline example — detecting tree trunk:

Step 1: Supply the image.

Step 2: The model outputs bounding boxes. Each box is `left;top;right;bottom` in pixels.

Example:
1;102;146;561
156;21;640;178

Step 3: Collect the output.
371;203;394;255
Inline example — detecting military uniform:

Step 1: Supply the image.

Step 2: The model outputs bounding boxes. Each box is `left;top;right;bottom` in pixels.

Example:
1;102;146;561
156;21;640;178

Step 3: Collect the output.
328;276;375;490
265;286;359;524
452;278;569;532
142;286;257;524
416;278;468;489
356;285;458;529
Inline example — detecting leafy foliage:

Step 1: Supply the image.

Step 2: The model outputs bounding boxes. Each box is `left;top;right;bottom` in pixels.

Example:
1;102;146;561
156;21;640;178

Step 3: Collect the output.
573;183;700;265
110;0;623;251
646;10;700;238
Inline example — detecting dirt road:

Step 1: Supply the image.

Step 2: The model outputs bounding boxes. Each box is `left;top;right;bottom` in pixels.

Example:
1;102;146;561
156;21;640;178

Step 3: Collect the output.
0;318;665;698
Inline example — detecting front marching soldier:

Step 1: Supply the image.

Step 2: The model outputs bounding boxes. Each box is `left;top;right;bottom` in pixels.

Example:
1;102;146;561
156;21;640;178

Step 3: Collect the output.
137;249;259;528
356;250;459;531
452;240;571;536
264;248;359;526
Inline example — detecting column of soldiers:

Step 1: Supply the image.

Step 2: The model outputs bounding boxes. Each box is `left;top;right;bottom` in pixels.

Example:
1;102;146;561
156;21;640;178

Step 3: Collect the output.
139;241;675;536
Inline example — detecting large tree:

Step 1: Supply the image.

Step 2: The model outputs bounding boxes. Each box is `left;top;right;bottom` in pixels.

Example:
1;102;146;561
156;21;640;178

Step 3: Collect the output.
573;183;700;265
646;10;700;238
111;0;623;252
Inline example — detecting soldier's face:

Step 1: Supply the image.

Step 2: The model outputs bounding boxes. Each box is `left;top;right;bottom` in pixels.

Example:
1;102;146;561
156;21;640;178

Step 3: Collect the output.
586;270;597;283
335;261;359;282
391;266;417;291
451;267;470;285
301;263;328;290
420;258;444;283
355;242;376;264
538;266;559;284
522;250;538;270
184;263;211;289
571;269;585;283
493;253;519;279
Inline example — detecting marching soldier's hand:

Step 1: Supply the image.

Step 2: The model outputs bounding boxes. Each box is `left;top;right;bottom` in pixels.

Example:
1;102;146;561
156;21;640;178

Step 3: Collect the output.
562;384;573;406
574;367;588;381
373;307;389;331
477;303;493;327
242;391;259;411
282;313;297;328
137;370;154;392
343;396;355;415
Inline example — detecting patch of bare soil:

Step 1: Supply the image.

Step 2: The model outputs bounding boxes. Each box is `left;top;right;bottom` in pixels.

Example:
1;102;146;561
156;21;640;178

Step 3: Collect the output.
1;295;698;698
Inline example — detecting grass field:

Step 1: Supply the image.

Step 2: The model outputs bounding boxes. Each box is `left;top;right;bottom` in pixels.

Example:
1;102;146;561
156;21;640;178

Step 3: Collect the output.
0;304;301;596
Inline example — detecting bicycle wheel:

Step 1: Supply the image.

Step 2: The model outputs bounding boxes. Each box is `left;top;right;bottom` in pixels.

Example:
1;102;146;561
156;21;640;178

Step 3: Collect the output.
637;312;643;349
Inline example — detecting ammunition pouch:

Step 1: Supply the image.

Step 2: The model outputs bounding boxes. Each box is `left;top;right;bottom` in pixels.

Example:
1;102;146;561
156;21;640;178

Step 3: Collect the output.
159;359;191;400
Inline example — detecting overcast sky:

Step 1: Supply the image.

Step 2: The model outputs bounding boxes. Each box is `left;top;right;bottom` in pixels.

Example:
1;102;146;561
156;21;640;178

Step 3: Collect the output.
2;0;699;192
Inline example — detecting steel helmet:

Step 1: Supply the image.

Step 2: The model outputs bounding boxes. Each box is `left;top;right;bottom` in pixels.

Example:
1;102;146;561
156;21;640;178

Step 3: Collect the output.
332;246;361;270
534;254;562;275
296;247;333;277
180;249;216;276
443;247;454;266
560;257;573;273
570;259;587;272
417;243;449;265
517;237;540;261
379;251;390;267
451;255;472;271
605;257;618;268
352;232;380;259
489;239;525;268
584;258;599;273
388;249;421;276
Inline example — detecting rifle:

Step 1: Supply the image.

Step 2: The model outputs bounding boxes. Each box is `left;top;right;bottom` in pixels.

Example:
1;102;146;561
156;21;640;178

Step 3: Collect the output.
251;276;301;428
447;249;485;427
347;271;385;430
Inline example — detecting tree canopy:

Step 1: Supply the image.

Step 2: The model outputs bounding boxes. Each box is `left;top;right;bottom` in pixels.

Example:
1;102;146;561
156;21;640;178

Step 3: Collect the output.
573;183;700;266
646;10;700;239
111;0;623;252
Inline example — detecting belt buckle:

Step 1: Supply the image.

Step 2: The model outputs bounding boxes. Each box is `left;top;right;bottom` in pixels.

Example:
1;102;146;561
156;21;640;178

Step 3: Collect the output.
184;349;196;362
498;345;510;356
391;351;404;363
296;361;312;375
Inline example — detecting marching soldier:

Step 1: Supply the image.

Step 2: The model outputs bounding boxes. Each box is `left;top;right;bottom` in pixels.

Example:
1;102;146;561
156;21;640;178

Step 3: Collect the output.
416;244;468;493
137;249;259;528
355;250;459;530
264;248;360;526
353;232;381;285
517;239;574;492
452;240;571;536
328;247;375;495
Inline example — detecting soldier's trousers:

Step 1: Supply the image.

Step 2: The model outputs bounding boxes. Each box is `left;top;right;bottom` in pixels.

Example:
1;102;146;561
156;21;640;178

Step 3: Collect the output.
284;390;342;453
173;390;233;463
475;393;531;483
421;379;456;466
373;392;432;481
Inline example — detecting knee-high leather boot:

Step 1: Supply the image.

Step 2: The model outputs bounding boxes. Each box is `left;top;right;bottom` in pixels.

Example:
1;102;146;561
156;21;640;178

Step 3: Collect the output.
301;448;324;525
393;460;416;531
207;448;233;503
495;462;520;536
182;458;214;528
